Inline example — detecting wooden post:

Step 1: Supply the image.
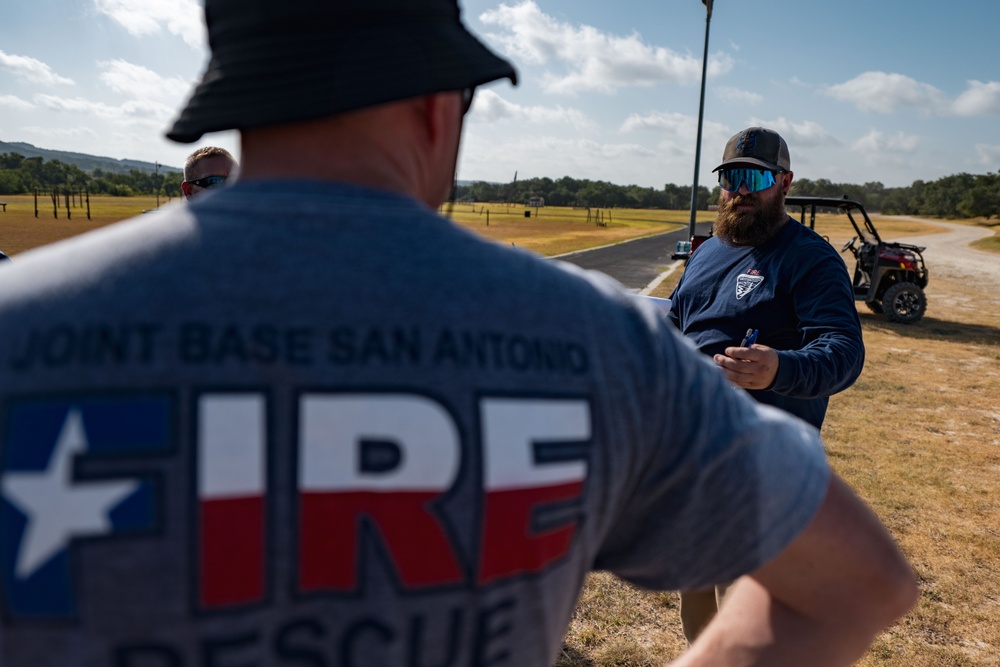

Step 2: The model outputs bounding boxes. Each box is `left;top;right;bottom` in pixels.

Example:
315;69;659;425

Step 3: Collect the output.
34;189;38;218
486;210;490;226
65;188;71;220
86;190;91;220
51;189;58;219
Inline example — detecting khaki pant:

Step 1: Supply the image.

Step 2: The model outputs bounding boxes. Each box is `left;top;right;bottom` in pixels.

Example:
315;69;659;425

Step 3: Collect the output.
679;582;731;644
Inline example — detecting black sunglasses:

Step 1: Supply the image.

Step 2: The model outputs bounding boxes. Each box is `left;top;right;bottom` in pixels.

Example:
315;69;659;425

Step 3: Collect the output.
462;87;477;115
187;175;227;189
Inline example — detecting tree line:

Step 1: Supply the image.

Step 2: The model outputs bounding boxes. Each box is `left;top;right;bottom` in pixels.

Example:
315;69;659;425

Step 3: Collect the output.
2;151;997;219
0;153;183;198
457;171;1000;219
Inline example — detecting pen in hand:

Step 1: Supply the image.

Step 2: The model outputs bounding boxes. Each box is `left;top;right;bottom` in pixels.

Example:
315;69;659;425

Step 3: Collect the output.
740;328;759;347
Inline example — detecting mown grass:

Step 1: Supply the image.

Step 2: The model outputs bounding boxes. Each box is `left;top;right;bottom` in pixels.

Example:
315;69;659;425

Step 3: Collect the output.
442;202;705;257
4;197;999;665
970;222;1000;253
0;194;172;255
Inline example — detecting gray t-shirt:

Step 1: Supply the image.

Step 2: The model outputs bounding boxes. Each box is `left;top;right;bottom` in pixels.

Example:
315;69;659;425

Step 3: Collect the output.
0;181;829;666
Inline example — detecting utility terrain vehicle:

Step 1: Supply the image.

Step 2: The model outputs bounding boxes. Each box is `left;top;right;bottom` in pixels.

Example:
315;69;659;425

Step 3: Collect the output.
785;196;929;324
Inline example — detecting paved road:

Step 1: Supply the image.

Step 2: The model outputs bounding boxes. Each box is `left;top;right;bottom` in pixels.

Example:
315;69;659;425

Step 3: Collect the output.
556;221;714;291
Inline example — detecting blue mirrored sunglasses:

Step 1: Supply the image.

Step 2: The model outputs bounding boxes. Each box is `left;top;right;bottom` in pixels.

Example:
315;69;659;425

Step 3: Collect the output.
718;168;776;193
188;175;227;189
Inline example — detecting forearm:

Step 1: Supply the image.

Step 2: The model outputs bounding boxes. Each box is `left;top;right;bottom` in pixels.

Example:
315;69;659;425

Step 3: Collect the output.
668;577;880;667
667;475;917;667
771;334;864;398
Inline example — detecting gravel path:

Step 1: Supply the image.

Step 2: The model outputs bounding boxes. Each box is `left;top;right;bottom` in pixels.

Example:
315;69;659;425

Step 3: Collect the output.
887;217;999;287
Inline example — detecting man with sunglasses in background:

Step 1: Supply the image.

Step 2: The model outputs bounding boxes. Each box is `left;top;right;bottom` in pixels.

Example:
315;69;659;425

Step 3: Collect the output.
669;127;866;642
181;145;238;198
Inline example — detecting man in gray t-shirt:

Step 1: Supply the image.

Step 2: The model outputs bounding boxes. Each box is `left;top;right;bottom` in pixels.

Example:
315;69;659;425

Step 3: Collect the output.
0;1;915;665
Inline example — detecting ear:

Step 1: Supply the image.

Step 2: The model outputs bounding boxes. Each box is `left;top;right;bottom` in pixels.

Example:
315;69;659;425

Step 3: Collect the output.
781;171;794;195
419;92;461;151
181;181;194;198
412;93;463;208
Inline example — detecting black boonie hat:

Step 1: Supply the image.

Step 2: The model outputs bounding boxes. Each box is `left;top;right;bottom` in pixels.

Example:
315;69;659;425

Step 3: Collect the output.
713;127;791;173
167;0;517;143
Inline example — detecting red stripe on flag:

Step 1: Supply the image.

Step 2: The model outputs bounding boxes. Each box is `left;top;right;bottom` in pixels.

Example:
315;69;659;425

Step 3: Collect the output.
299;491;463;592
478;481;583;584
199;496;265;608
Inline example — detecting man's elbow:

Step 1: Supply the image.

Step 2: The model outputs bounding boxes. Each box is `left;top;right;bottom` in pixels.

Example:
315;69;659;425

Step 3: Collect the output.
869;545;919;631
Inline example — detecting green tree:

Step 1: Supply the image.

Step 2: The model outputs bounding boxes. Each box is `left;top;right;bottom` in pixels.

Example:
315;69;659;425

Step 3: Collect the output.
957;172;999;219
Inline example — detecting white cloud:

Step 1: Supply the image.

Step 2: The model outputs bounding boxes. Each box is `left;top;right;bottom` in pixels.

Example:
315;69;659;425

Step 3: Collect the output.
617;112;732;180
469;90;595;131
98;59;192;103
619;111;729;157
0;50;74;86
952;80;1000;116
479;0;732;95
620;110;701;134
34;94;175;126
22;125;101;142
746;117;839;148
825;71;947;114
460;132;663;186
851;129;920;155
974;144;1000;168
0;94;35;111
93;0;206;49
716;86;763;105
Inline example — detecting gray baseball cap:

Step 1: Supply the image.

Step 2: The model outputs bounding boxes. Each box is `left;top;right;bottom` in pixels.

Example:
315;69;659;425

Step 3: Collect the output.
713;127;791;172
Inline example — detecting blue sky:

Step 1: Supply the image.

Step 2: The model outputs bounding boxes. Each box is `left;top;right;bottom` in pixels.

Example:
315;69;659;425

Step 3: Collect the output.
1;0;998;189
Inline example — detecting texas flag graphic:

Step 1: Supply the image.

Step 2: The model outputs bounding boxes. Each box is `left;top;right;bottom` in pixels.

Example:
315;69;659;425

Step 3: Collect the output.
0;397;169;619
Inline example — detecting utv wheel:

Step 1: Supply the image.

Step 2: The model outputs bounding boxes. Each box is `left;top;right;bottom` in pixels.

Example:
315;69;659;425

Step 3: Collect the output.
883;282;926;324
865;300;884;314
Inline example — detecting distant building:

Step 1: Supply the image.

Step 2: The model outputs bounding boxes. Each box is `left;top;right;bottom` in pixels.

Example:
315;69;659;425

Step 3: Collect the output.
527;196;545;208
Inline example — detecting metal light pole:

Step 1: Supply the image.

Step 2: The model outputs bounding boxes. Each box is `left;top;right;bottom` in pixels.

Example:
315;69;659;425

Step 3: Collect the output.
687;0;713;241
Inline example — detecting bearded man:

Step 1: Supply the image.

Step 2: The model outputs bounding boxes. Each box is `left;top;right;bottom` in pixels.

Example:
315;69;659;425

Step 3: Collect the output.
668;127;866;642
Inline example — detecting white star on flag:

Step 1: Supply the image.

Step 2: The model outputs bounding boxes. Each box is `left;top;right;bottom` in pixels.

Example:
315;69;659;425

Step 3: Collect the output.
1;409;140;579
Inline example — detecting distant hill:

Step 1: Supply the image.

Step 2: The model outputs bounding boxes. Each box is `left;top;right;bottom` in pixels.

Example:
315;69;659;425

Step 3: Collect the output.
0;141;181;175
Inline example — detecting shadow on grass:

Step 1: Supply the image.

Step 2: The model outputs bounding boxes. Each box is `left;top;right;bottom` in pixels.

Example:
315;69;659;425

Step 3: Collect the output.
555;645;597;667
859;313;1000;347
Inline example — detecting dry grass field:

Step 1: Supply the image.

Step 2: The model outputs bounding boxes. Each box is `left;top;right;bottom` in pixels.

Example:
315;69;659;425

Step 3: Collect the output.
443;201;691;256
2;196;998;665
0;194;175;255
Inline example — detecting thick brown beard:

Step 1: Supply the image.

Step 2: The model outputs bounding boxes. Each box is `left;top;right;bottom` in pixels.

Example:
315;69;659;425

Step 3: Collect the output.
715;191;787;246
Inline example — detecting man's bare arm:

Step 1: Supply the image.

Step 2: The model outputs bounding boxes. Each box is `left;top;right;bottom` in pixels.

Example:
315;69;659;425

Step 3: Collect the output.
671;473;918;667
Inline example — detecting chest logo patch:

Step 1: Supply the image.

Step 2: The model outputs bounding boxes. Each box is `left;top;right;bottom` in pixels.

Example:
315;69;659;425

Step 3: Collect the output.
735;274;764;300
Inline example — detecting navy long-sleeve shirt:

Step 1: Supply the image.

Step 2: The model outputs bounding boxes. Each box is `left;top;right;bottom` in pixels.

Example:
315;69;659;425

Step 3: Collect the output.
669;217;865;428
